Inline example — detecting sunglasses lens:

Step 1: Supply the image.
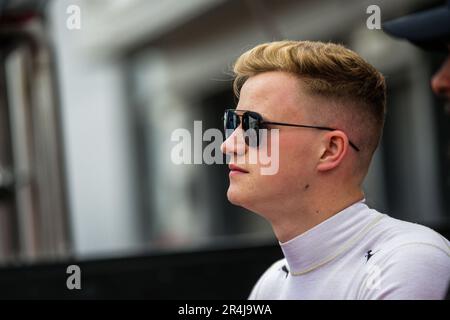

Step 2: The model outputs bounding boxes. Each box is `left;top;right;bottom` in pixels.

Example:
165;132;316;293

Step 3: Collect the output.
224;110;239;137
242;112;261;131
243;112;262;147
223;110;263;147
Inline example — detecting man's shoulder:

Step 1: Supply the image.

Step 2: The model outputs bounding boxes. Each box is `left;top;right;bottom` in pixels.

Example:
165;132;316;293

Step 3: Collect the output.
365;211;450;260
248;258;287;299
258;258;290;286
263;258;288;277
358;211;450;299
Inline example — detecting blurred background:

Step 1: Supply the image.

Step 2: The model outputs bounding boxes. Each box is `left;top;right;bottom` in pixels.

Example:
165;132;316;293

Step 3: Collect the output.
0;0;448;299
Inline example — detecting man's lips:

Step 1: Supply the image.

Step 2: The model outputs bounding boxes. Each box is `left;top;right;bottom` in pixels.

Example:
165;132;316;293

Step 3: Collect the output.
228;164;249;173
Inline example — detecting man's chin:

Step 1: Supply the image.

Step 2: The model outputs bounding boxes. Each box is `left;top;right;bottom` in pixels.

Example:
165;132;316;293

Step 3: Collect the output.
226;188;244;206
227;188;261;211
227;186;256;208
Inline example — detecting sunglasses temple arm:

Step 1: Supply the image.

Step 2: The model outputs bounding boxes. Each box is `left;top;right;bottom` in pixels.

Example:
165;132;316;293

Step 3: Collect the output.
262;121;334;131
262;121;360;152
349;141;360;152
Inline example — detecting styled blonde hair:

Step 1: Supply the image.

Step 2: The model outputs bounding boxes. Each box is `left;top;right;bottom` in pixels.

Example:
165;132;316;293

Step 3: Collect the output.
233;40;386;157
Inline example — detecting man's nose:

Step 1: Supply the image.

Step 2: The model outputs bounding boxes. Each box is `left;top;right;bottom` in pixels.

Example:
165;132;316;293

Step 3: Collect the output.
431;56;450;97
220;127;247;156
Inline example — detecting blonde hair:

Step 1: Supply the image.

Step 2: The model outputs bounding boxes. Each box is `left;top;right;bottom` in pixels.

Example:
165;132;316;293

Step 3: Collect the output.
233;40;386;157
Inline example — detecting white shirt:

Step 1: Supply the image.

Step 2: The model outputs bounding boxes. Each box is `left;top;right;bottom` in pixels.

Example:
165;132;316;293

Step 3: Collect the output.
249;200;450;300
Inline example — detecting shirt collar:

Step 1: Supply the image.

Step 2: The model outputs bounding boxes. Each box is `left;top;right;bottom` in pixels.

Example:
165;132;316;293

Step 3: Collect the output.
279;199;383;276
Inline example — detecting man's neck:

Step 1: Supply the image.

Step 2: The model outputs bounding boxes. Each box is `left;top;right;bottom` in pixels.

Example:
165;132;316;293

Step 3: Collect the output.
269;188;365;243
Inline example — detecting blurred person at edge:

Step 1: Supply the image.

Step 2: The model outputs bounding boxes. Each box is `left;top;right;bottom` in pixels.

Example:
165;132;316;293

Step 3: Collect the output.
384;0;450;299
221;40;450;300
384;0;450;112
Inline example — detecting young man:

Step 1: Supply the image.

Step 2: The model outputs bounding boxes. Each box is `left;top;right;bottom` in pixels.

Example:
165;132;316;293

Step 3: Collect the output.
220;40;450;299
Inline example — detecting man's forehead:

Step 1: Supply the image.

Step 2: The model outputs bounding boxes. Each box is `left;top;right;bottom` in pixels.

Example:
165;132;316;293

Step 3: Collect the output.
237;71;311;118
240;71;300;95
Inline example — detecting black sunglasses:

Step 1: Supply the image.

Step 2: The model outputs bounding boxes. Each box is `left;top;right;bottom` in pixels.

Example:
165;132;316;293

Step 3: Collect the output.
223;109;360;152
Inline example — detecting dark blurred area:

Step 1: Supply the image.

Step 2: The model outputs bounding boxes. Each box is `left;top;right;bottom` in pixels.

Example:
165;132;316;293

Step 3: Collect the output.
0;0;448;299
0;242;282;299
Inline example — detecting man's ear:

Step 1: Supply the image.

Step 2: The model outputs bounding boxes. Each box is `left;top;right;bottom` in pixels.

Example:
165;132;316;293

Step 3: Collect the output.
317;131;348;172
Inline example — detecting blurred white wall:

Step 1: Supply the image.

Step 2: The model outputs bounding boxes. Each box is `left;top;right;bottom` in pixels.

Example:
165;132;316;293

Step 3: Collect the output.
48;0;140;257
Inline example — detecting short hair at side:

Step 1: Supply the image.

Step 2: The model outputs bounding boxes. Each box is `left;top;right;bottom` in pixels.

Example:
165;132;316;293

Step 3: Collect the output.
232;40;386;166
